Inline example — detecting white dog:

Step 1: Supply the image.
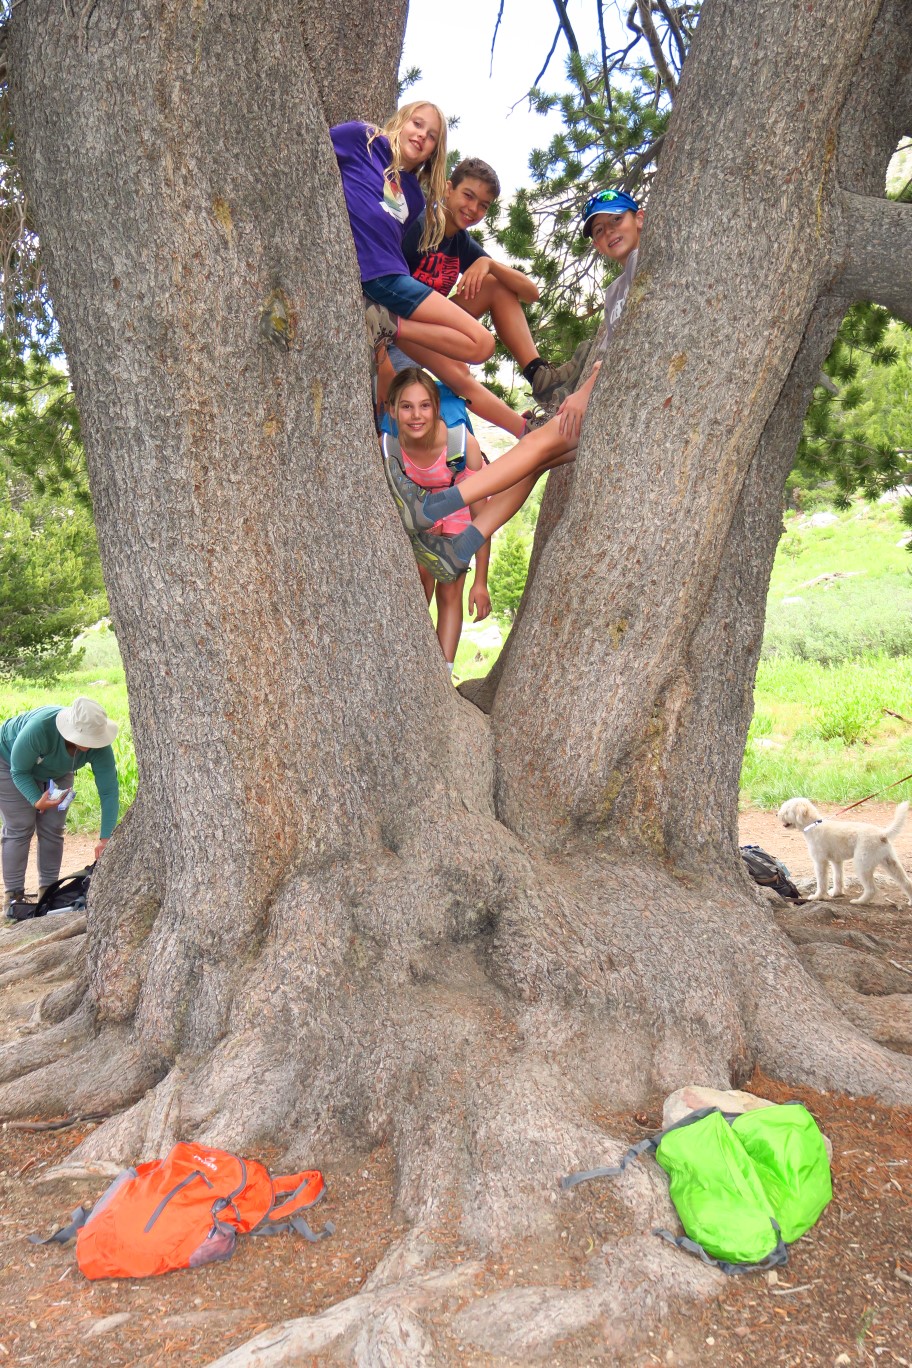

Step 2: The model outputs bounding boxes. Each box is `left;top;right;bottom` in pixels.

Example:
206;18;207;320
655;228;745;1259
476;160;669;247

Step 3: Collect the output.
778;797;912;905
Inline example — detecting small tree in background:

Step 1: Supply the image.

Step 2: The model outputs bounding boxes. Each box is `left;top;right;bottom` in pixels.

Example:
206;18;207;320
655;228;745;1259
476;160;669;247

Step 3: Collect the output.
488;524;531;618
0;489;106;678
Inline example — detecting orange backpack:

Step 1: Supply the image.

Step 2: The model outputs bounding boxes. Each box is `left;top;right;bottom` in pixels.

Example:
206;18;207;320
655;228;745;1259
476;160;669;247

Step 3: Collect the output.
32;1141;333;1279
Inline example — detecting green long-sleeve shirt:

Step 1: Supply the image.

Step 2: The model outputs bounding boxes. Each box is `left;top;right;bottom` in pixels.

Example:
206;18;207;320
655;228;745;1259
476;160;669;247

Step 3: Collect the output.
0;705;120;838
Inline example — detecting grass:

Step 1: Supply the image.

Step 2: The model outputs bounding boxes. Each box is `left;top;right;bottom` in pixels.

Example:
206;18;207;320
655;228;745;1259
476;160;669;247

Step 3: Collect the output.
762;501;912;662
743;499;912;808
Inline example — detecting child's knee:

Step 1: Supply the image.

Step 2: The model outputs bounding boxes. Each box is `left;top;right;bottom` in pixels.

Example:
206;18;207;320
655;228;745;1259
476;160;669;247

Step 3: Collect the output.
436;577;464;606
474;330;496;363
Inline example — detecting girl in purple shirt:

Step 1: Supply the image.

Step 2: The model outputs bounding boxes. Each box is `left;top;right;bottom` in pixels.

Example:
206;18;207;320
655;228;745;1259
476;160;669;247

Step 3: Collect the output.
330;102;495;368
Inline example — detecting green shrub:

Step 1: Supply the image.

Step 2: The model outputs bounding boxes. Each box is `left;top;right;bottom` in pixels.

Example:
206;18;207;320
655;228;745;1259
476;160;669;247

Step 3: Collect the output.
808;693;882;745
762;580;912;663
0;490;107;679
488;526;531;618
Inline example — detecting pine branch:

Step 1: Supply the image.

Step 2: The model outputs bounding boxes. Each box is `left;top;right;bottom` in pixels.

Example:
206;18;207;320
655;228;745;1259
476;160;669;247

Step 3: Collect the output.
635;0;678;95
532;26;563;90
489;0;506;78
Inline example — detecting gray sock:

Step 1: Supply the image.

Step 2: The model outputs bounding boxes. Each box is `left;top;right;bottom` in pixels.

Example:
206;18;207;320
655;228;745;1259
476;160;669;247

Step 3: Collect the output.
450;523;486;566
422;486;466;523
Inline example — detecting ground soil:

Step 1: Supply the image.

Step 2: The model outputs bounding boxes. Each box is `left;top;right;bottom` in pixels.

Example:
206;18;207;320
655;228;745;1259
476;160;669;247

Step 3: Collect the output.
1;813;911;1366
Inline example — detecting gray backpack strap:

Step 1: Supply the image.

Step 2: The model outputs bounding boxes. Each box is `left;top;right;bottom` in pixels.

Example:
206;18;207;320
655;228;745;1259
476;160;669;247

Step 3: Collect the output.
382;429;403;464
29;1206;91;1245
446;421;467;464
560;1136;657;1190
653;1222;788;1276
251;1214;336;1241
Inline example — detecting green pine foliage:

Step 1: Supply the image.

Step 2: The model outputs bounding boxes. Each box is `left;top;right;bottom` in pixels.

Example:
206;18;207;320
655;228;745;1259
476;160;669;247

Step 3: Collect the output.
0;340;89;504
485;6;695;366
0;488;106;679
488;525;531;619
793;304;912;512
0;342;106;679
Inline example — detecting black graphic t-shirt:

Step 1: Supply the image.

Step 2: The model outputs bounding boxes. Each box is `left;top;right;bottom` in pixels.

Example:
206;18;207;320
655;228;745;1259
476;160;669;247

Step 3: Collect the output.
403;221;488;297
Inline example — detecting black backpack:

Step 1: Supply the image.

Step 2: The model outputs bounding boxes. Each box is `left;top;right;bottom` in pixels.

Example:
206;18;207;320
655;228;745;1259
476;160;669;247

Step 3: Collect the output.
5;865;94;922
740;845;802;902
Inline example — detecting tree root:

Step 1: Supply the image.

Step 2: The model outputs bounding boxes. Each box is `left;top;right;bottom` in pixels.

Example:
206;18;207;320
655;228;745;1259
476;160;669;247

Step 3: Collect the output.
0;1028;161;1119
28;975;86;1027
204;1230;722;1367
0;933;84;989
823;984;912;1048
55;1062;186;1169
0;1000;90;1085
797;943;912;995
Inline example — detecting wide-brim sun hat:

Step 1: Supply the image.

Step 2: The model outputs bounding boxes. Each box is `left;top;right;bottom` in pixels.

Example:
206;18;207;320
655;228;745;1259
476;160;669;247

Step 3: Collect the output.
582;189;640;237
55;696;119;749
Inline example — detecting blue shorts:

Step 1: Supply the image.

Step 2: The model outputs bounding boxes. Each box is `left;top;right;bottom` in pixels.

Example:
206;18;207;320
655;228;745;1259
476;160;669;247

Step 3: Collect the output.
363;273;433;319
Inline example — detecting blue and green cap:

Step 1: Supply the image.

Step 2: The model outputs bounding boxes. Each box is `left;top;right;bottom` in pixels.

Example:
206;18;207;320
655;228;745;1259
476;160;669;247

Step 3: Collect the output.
582;189;640;237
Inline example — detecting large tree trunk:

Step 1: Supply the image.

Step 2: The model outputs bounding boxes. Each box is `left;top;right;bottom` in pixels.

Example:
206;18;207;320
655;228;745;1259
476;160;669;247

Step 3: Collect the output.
6;0;912;1360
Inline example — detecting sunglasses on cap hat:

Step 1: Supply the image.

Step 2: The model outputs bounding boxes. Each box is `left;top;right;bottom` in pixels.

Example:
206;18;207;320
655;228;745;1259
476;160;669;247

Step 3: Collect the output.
581;189;640;236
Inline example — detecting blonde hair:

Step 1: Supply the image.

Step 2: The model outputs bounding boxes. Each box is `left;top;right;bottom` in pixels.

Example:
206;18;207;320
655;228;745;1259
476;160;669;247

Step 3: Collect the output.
388;367;441;449
366;101;448;252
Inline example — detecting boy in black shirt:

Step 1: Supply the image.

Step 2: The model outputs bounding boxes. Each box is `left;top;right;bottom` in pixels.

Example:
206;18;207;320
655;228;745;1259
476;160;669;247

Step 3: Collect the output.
393;159;574;435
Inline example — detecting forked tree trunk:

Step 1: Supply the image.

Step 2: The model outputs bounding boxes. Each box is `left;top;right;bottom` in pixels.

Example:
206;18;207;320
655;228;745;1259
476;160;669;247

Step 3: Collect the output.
5;1;912;1360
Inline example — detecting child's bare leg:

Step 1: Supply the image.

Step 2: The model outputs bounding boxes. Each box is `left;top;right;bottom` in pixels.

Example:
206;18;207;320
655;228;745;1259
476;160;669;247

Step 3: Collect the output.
375;347;395;408
398;292;495;365
400;341;526;437
416;562;436;605
469;449;574;540
433;575;467;662
456;276;539;369
455;415;575;505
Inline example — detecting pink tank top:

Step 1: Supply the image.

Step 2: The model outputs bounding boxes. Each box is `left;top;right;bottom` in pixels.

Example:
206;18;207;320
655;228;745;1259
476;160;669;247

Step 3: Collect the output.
400;437;471;537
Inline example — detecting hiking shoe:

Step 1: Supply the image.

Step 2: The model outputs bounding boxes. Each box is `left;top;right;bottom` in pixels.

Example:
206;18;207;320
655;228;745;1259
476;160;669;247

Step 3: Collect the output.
364;299;398;356
530;355;584;402
411;530;469;583
383;451;434;534
5;891;36;922
521;407;550;432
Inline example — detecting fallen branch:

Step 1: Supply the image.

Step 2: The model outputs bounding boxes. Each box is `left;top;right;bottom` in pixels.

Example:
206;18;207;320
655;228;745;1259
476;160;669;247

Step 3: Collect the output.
5;1111;112;1133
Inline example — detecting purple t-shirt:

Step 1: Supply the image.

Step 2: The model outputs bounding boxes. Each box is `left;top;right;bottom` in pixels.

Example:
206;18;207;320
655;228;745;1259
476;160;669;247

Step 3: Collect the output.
330;121;427;283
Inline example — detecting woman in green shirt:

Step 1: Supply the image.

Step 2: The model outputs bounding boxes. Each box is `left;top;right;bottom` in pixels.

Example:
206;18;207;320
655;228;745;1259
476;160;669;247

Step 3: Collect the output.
0;696;119;911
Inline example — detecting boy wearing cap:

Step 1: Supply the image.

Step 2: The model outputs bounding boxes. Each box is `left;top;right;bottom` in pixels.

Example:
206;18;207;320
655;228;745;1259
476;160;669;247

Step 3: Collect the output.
0;697;120;911
383;189;645;582
384;157;577;436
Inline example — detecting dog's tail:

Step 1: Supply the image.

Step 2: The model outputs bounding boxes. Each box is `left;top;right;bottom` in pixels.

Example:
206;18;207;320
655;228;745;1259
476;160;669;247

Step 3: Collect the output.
882;801;910;840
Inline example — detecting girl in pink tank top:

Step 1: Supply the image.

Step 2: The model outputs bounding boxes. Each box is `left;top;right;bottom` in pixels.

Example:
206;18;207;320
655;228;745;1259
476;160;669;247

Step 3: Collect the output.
385;368;491;672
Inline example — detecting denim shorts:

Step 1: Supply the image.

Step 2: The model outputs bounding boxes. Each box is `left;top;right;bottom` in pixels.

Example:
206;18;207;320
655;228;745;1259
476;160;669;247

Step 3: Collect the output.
363;273;433;318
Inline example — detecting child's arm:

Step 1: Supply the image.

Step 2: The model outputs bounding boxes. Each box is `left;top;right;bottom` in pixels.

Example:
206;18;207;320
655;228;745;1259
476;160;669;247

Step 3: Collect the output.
464;435;492;620
456;255;539;304
556;360;602;442
468;531;491;622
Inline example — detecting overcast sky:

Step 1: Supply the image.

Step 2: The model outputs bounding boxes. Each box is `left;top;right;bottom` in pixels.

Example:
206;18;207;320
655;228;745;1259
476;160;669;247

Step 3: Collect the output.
400;0;612;196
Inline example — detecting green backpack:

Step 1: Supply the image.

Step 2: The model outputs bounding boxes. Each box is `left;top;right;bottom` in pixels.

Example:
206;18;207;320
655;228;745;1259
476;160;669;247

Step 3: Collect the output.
562;1103;832;1274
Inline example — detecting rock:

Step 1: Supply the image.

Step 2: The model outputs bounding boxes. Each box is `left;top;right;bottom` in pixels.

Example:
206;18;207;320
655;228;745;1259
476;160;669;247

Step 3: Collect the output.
663;1087;774;1129
84;1312;132;1338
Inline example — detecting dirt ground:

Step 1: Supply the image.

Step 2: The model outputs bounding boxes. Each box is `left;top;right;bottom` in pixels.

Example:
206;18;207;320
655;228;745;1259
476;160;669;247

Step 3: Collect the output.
2;813;911;1366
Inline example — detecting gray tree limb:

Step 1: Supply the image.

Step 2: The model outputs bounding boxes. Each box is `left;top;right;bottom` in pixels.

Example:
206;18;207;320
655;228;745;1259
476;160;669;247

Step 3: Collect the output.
838;192;912;323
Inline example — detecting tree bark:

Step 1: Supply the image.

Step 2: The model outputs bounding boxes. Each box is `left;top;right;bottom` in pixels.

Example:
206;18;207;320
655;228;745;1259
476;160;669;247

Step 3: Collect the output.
839;195;912;321
7;0;912;1359
295;0;408;126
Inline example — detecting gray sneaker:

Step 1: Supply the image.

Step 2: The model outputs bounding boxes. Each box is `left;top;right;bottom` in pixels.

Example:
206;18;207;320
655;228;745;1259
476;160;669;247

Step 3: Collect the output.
530;355;583;402
411;530;469;583
364;300;398;355
383;451;434;534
